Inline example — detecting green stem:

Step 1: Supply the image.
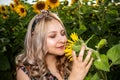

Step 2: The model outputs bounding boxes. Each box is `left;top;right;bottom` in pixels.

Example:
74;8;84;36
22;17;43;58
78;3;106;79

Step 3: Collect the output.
99;71;107;80
85;34;95;44
86;46;101;60
79;37;101;60
109;63;113;67
78;0;82;26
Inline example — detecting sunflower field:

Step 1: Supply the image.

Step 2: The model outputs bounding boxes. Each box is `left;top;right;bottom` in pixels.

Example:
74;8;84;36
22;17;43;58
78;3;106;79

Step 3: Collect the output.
0;0;120;80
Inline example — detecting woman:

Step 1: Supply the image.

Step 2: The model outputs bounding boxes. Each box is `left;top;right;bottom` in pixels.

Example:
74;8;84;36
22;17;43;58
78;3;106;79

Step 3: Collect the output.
16;10;93;80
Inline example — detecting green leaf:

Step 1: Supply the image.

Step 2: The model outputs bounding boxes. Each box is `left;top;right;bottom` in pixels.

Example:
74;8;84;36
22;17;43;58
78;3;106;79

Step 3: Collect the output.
79;24;87;34
72;45;81;53
94;54;110;71
107;44;120;65
0;54;10;71
85;72;100;80
95;39;107;50
91;72;100;80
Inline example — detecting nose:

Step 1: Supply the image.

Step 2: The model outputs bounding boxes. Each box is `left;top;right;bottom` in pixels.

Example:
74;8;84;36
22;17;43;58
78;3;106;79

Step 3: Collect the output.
58;35;67;43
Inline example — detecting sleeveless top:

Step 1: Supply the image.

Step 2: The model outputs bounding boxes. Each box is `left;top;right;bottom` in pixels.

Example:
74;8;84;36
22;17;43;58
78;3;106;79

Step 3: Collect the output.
19;66;68;80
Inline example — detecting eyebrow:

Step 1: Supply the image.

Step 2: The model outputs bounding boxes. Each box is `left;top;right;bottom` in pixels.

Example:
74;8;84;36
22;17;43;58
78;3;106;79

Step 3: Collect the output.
48;31;57;34
48;29;65;33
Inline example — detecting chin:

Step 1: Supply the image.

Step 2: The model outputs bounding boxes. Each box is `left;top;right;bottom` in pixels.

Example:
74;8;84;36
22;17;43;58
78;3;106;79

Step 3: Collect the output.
48;51;65;56
57;52;65;56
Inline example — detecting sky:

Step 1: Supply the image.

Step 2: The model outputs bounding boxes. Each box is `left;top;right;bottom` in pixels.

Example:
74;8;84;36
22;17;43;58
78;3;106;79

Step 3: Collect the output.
0;0;11;5
0;0;37;5
0;0;118;5
0;0;69;5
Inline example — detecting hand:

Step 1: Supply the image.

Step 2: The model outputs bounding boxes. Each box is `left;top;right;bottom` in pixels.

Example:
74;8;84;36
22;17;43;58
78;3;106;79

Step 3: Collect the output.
68;45;94;80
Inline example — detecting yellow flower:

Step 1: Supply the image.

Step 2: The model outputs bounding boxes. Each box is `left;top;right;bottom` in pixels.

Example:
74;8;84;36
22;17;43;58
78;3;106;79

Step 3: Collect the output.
0;6;7;13
70;32;78;42
95;0;104;6
13;0;20;5
68;40;74;44
10;3;16;11
70;0;77;5
32;1;48;13
2;13;8;19
64;32;80;61
64;0;69;6
15;4;27;17
46;0;60;9
64;47;73;61
1;6;6;11
64;48;72;56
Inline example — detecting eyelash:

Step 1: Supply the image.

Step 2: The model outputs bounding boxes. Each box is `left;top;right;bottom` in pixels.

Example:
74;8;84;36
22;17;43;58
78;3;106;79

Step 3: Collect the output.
49;31;66;38
49;35;56;38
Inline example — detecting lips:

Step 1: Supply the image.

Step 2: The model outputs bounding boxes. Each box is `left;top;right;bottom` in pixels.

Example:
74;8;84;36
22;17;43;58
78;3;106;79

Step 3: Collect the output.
57;45;65;50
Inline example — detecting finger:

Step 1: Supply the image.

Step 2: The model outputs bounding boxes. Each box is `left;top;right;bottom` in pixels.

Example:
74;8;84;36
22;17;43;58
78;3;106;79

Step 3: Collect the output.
72;51;77;62
86;58;94;70
84;50;92;65
78;45;86;61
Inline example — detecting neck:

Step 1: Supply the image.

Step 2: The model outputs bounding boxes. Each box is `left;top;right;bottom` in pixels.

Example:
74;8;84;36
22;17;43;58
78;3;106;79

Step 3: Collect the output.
45;54;63;80
45;54;57;72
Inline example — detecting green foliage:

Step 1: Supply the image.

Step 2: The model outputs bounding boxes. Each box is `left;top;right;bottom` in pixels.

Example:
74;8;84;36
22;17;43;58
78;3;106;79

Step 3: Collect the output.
107;44;120;65
95;39;107;50
0;1;35;79
94;54;109;72
0;0;120;80
56;0;120;80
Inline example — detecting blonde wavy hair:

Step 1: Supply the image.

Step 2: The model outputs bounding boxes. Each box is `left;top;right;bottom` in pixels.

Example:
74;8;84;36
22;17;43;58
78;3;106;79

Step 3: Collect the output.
15;10;71;80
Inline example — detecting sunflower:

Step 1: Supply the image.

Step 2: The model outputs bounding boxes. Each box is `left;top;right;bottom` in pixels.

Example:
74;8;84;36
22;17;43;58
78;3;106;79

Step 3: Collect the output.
70;32;78;42
15;4;27;17
64;41;74;61
13;0;20;5
0;6;7;13
2;13;8;19
64;0;69;6
32;1;48;13
10;3;16;11
46;0;60;9
70;0;77;5
97;0;104;4
64;32;80;61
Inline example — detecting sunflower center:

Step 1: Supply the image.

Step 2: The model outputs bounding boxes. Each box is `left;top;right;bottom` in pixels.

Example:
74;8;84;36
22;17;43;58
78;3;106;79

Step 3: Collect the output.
2;7;5;11
37;2;45;10
11;4;14;8
20;8;25;13
3;13;7;16
49;0;58;3
14;0;19;5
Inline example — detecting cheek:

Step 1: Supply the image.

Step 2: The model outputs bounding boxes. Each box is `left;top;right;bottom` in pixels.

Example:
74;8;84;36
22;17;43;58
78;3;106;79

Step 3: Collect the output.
47;39;56;48
47;39;57;54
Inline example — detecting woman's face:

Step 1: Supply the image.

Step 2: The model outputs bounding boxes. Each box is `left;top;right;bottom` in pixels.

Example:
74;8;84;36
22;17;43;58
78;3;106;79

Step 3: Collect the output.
46;19;67;56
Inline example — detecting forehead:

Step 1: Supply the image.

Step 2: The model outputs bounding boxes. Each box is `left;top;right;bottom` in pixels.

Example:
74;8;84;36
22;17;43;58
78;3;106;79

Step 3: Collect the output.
46;19;64;32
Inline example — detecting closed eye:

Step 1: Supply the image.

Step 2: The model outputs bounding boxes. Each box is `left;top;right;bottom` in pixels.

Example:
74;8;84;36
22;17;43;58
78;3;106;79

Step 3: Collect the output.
48;34;56;38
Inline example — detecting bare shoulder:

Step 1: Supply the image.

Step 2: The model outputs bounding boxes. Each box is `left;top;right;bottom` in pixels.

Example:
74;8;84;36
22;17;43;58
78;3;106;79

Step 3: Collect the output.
16;68;30;80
